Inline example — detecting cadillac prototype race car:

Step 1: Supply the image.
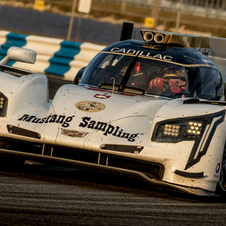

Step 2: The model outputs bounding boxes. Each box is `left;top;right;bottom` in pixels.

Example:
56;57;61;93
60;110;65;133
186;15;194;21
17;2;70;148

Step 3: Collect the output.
0;26;226;197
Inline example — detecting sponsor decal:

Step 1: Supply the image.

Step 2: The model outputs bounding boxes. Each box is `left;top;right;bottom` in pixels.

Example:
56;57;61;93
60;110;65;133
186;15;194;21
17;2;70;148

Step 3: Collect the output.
109;47;173;61
79;117;138;142
18;114;75;128
214;162;221;178
94;93;111;99
216;162;221;174
76;101;106;112
61;129;88;138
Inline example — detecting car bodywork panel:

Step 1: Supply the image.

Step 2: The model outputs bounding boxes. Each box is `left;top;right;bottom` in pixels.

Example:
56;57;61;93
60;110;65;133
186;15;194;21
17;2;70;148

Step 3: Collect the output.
0;38;226;196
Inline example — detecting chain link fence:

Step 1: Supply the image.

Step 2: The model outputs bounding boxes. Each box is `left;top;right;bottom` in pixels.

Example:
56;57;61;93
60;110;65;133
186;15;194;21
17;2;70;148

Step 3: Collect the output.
2;0;226;36
89;0;226;37
95;0;226;18
97;0;225;9
4;0;226;17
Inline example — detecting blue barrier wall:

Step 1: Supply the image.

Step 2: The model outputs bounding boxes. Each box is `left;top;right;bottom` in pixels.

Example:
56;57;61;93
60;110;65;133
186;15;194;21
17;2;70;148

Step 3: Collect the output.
45;41;83;77
0;32;28;66
0;32;84;76
0;31;105;79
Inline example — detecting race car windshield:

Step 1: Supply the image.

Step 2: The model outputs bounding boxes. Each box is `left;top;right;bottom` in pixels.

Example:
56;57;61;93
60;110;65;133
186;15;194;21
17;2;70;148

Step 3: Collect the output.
79;52;222;99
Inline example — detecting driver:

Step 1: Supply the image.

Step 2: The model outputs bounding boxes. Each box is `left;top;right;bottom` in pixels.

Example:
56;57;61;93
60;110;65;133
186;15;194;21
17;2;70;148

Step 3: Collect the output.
149;68;187;94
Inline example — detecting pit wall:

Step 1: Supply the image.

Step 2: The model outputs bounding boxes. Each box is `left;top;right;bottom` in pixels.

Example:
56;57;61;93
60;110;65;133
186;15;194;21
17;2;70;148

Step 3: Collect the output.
0;30;106;81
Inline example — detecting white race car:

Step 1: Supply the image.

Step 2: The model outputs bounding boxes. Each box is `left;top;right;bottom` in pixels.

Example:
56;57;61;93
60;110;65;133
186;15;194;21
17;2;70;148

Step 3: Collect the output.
0;28;226;197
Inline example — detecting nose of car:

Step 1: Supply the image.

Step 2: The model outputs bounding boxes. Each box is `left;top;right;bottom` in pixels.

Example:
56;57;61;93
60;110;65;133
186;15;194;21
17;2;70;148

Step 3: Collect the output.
52;84;169;125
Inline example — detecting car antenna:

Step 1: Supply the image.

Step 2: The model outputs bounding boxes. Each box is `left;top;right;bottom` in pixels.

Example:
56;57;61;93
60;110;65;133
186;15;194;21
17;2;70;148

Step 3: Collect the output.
112;78;115;97
138;19;142;40
138;19;143;40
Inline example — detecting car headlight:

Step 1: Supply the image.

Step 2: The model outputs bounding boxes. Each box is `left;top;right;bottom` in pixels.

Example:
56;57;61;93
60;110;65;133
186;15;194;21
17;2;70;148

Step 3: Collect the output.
152;111;225;170
152;118;209;143
0;92;8;117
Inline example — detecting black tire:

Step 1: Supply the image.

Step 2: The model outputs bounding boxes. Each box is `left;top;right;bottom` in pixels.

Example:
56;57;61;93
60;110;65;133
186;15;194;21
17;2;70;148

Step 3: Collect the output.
215;159;226;197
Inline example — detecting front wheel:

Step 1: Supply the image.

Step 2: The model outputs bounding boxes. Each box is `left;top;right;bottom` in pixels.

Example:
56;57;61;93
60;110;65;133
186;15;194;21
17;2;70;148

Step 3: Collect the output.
216;159;226;197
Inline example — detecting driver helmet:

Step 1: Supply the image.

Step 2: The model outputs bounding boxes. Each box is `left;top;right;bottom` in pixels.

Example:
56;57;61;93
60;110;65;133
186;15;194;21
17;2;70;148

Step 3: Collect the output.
163;67;188;94
163;68;186;80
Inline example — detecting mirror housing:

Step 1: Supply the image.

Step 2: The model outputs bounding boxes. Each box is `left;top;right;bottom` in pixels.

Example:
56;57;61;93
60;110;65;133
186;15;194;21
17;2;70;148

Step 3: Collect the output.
0;46;37;66
73;67;86;85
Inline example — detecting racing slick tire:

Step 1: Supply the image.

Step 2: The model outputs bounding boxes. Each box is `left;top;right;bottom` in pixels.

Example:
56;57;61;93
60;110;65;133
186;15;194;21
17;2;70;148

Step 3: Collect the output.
215;159;226;197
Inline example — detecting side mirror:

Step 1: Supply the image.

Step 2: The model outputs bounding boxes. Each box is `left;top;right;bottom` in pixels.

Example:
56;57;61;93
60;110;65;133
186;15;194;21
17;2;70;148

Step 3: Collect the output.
0;46;37;66
73;67;86;85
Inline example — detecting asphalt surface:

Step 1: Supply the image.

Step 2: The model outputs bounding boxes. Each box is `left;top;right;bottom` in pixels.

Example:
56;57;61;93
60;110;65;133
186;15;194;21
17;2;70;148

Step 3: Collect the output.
0;5;140;45
0;77;226;226
0;162;226;226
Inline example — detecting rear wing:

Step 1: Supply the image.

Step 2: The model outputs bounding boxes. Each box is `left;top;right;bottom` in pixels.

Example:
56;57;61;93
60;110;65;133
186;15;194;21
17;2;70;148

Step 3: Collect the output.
140;29;226;83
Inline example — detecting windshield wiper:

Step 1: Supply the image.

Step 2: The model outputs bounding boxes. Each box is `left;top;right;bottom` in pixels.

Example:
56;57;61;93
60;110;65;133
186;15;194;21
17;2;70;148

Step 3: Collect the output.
99;83;145;95
99;83;120;91
122;86;145;95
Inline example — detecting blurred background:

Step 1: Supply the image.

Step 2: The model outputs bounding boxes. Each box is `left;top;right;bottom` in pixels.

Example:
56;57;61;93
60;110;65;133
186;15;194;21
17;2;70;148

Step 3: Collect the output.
0;0;226;45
